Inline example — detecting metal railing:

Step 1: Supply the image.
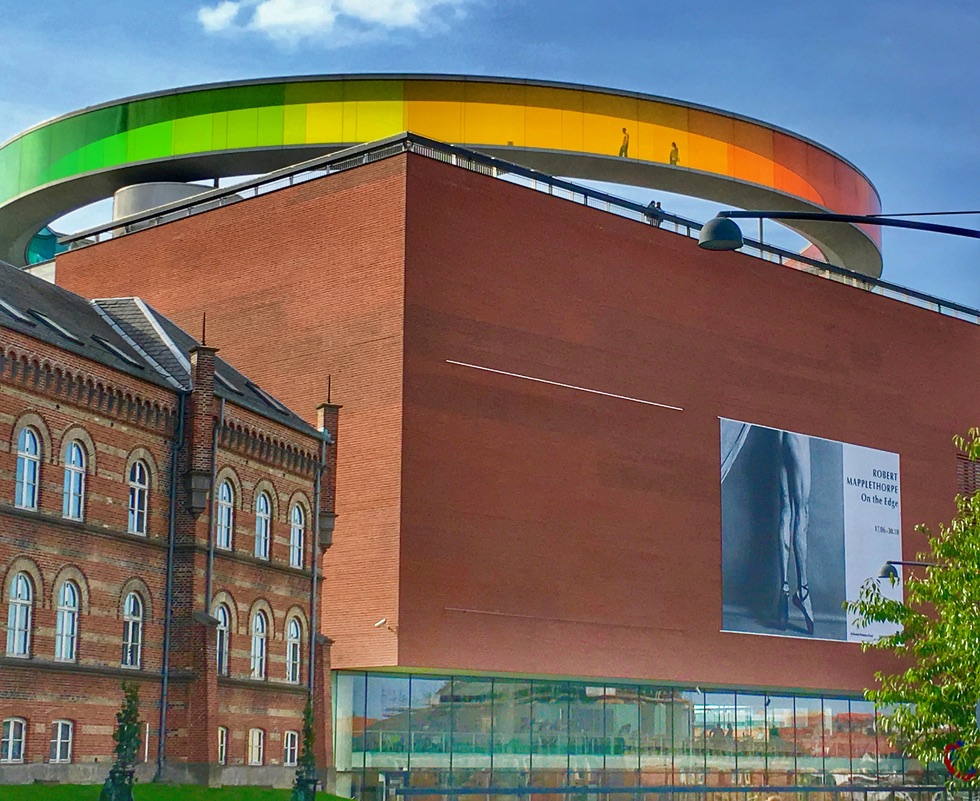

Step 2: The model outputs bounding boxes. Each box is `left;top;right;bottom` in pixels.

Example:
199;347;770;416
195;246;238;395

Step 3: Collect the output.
61;133;980;326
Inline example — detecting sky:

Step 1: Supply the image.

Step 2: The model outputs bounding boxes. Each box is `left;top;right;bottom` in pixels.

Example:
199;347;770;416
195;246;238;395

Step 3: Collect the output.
0;0;977;306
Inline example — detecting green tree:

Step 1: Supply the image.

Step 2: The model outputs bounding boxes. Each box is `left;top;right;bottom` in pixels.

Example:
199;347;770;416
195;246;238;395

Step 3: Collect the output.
291;693;319;801
847;429;980;782
100;682;141;801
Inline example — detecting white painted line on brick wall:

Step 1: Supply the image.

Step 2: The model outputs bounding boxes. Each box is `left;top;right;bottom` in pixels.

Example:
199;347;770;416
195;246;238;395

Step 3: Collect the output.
446;359;683;411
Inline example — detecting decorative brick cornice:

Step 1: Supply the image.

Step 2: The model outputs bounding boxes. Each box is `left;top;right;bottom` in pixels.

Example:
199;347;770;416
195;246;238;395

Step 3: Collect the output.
0;343;177;435
219;417;319;477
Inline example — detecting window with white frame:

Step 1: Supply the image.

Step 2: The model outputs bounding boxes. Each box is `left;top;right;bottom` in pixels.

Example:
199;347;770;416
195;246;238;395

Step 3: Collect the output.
55;581;79;661
121;592;143;668
286;618;302;684
1;717;26;763
289;504;305;568
254;492;271;559
215;603;230;676
6;572;33;657
128;460;149;535
217;726;228;766
15;427;40;510
247;728;264;765
49;720;73;763
283;730;299;767
216;479;235;550
62;439;86;520
250;611;267;679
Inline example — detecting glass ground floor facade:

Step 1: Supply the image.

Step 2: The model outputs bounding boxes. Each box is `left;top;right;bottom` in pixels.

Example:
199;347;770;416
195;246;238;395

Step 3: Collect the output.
334;672;944;801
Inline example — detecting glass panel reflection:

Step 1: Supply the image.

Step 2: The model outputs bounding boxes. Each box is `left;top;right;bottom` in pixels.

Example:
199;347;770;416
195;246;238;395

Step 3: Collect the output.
766;695;796;785
638;687;673;786
704;691;736;786
332;673;918;801
492;679;531;788
409;676;454;791
451;677;493;791
673;690;704;786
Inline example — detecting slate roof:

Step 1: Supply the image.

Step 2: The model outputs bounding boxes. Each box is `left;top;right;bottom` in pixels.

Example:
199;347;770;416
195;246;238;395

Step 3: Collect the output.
0;260;318;437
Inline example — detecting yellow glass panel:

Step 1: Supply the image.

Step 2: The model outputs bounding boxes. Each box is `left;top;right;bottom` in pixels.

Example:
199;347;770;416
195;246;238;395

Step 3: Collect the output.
582;91;639;158
282;103;308;145
636;101;689;164
405;80;464;142
343;80;405;143
460;82;527;147
524;86;571;151
306;101;344;144
687;110;734;175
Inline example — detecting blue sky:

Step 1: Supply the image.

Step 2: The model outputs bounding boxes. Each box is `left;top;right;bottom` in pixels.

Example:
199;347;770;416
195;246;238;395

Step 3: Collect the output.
1;0;976;305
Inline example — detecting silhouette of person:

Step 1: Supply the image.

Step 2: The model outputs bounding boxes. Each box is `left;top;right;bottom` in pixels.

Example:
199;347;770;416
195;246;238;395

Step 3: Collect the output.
646;200;663;227
669;142;679;166
776;431;814;634
619;128;630;157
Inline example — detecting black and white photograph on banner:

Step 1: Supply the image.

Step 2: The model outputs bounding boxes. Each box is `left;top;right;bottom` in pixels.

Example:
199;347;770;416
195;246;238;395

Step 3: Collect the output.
720;418;903;642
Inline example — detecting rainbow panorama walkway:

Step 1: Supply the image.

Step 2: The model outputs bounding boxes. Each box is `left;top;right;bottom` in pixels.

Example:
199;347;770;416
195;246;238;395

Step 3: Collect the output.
0;75;882;275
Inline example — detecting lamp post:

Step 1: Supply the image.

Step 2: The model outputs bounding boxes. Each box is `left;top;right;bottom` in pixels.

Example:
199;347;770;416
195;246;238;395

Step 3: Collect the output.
878;559;937;580
697;210;980;251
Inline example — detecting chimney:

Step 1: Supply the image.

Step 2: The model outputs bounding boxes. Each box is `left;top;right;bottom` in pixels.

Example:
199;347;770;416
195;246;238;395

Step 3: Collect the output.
315;402;341;550
185;345;218;515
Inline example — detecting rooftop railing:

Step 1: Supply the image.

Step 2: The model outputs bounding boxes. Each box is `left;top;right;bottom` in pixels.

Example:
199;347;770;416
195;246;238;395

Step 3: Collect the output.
62;133;980;325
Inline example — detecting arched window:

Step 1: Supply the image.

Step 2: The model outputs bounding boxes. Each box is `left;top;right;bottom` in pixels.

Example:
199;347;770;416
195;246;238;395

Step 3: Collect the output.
1;717;26;763
216;480;235;550
49;720;73;763
55;581;79;661
121;592;143;668
254;492;271;560
128;461;149;535
250;611;267;679
289;504;305;569
62;439;86;520
217;726;228;766
215;604;230;676
283;730;299;767
15;427;40;510
6;573;33;657
247;727;264;765
286;618;302;684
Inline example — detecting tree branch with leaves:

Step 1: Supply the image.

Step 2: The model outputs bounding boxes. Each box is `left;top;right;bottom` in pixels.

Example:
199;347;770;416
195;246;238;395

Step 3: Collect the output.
847;429;980;782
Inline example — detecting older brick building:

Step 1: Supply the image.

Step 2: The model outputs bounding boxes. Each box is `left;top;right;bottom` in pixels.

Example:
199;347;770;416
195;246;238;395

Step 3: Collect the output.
0;260;338;786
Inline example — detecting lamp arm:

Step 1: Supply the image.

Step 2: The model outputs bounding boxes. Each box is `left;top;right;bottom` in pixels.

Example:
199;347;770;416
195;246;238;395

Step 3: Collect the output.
718;210;980;240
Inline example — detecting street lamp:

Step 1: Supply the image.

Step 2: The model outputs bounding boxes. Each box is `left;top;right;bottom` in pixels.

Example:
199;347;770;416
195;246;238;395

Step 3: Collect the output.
698;210;980;251
878;559;937;580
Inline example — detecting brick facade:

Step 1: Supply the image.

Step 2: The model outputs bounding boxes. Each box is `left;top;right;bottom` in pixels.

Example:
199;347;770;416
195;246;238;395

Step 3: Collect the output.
0;308;338;787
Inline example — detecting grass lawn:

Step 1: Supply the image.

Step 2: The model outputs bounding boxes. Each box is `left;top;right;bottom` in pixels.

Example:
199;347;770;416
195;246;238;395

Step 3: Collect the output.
1;785;352;801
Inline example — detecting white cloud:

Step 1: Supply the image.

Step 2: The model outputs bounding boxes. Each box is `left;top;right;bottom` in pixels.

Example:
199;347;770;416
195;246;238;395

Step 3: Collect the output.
196;0;473;43
198;1;244;33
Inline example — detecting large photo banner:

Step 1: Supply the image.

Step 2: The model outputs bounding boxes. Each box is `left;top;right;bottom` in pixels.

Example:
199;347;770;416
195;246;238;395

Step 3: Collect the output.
720;419;902;642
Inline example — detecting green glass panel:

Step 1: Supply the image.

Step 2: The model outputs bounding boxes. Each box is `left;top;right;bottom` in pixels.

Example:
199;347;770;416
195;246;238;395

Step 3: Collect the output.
0;138;24;200
823;697;851;778
173;114;216;156
101;132;129;168
226;107;259;150
285;80;345;106
127;121;175;162
256;104;285;147
334;672;365;772
211;112;229;152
